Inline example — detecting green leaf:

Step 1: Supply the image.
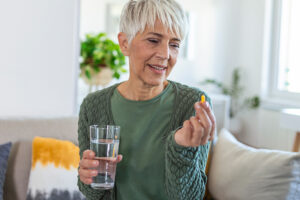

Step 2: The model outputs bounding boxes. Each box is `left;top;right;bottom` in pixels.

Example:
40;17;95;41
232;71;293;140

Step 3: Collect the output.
246;96;260;108
222;88;230;95
120;67;127;73
85;69;91;80
202;79;223;88
113;72;120;79
94;67;100;73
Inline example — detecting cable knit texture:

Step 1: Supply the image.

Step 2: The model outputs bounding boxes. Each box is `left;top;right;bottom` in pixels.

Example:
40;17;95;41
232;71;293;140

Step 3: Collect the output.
77;81;210;200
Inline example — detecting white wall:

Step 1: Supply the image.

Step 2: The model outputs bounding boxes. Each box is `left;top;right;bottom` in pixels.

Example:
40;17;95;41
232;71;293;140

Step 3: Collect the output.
0;0;80;117
214;0;265;94
213;0;296;151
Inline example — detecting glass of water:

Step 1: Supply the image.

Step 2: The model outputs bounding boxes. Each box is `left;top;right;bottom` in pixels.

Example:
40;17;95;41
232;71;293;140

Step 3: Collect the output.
89;125;120;190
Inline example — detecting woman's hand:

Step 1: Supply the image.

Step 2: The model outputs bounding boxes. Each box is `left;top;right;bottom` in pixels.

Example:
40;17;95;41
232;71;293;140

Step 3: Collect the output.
78;150;123;185
174;101;216;147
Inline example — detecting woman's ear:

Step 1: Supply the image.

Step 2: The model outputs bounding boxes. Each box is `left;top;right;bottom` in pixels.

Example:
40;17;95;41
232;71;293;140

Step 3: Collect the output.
118;32;130;56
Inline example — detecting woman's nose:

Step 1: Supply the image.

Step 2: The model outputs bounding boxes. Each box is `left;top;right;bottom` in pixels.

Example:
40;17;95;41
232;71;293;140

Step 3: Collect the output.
156;43;170;60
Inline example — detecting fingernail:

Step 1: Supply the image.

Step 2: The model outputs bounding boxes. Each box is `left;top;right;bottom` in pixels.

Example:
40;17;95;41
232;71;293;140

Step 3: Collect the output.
92;171;97;175
205;102;209;107
89;152;94;157
196;103;200;109
93;161;98;165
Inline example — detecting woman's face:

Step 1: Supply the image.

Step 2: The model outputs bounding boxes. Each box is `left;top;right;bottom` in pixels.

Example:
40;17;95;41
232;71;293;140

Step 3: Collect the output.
119;20;181;87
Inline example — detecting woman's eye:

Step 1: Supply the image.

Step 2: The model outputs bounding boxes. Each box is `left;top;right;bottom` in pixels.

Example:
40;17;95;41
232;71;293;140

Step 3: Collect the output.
148;39;159;43
170;43;180;48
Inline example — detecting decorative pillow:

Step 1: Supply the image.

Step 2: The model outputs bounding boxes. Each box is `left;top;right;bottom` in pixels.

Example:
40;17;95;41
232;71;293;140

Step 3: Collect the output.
0;142;12;199
208;129;300;200
26;137;86;200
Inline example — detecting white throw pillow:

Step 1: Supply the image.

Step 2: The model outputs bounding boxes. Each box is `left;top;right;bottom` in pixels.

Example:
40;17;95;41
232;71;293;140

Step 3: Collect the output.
208;129;300;200
26;137;86;200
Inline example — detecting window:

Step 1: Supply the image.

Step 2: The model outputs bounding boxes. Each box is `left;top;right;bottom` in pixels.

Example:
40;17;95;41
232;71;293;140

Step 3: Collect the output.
277;0;300;93
267;0;300;105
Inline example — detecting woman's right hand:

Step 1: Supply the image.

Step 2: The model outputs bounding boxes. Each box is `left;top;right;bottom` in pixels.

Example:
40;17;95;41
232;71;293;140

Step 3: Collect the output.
78;150;123;185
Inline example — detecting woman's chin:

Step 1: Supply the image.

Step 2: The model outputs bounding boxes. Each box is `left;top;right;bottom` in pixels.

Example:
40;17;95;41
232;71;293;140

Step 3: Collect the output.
143;78;165;87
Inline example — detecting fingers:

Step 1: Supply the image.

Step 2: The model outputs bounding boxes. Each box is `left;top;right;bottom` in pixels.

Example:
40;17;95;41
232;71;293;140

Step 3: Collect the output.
189;116;204;146
79;150;98;185
79;150;123;185
195;104;212;144
83;149;95;159
175;99;216;147
79;167;97;178
100;154;123;163
78;167;97;184
116;154;123;163
79;151;99;184
78;156;98;185
195;101;216;141
209;119;216;141
79;158;99;169
201;101;216;141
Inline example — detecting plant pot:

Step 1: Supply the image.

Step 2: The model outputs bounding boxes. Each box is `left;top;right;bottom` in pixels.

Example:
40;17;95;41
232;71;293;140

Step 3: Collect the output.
80;67;113;87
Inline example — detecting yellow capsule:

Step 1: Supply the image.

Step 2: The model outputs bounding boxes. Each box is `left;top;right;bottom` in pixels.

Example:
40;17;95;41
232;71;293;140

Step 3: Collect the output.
201;95;206;103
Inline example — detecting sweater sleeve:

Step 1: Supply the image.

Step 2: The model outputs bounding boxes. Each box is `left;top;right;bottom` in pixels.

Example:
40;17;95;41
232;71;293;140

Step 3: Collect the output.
77;98;111;200
165;132;209;200
164;92;211;200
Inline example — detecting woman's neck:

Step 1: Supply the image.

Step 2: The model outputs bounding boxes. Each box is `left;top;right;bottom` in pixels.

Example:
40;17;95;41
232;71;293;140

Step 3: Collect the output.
117;80;169;101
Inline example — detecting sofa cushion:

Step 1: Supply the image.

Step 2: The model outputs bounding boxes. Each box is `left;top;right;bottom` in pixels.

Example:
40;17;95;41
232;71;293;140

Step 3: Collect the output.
26;137;85;200
4;141;32;200
208;129;300;200
0;117;78;200
0;142;12;199
0;117;78;145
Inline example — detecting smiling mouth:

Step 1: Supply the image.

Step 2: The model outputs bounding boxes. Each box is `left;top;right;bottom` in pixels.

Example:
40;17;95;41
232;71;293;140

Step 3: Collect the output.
148;64;167;71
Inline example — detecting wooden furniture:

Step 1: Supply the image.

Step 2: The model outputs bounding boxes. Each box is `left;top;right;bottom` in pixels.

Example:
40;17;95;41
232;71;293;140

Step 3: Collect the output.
280;109;300;152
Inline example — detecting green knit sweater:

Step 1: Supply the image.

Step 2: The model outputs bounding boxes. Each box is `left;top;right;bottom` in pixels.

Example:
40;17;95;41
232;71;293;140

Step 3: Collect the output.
77;80;210;200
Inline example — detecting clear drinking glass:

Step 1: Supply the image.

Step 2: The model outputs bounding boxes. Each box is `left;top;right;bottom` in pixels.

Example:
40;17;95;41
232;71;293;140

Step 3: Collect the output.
89;125;120;190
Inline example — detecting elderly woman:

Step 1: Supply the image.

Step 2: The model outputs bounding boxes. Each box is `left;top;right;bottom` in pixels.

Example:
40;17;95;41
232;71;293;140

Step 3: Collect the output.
78;0;216;199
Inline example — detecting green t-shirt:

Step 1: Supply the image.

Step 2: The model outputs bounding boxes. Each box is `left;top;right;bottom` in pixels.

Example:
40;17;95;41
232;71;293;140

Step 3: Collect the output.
111;83;174;200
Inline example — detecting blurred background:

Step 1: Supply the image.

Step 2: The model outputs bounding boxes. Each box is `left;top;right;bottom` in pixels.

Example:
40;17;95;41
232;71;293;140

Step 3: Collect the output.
1;0;300;151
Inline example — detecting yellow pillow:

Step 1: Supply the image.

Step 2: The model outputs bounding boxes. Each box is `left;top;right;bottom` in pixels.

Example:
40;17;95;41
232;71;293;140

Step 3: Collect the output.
26;137;85;199
31;137;80;170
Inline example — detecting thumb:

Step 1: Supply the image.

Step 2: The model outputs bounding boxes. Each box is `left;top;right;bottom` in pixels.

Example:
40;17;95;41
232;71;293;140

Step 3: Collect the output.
182;120;193;132
117;154;123;163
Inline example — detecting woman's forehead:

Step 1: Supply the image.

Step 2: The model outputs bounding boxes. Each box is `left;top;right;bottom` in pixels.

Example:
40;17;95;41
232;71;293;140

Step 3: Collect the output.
140;20;181;40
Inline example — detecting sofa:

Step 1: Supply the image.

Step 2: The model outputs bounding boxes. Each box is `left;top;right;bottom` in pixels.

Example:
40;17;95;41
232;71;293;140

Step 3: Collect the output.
1;104;300;199
0;117;79;200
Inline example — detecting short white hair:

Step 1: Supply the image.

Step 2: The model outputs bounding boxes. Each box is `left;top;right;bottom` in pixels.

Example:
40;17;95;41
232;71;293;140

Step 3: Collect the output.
119;0;188;44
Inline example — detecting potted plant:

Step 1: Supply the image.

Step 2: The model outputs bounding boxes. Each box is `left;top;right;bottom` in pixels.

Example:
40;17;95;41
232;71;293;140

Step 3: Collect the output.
80;33;126;92
202;68;260;133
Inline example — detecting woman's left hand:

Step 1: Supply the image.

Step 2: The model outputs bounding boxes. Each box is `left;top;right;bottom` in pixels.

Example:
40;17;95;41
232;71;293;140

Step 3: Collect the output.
174;101;216;147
